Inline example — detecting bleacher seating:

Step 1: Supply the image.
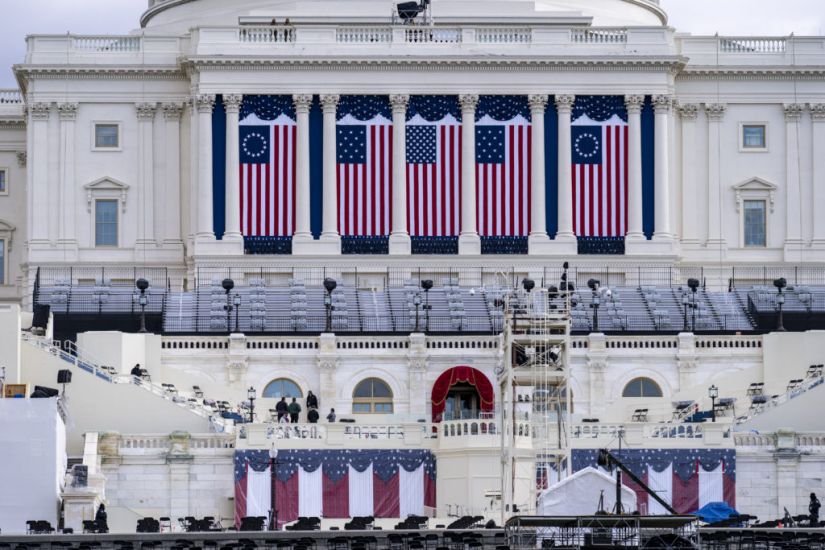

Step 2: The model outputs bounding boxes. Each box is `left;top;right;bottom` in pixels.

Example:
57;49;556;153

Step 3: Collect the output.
577;237;625;255
411;237;459;255
480;237;528;255
244;236;293;255
342;237;389;255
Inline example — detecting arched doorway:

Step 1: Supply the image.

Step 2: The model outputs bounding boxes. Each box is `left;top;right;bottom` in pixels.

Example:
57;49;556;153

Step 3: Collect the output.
431;366;494;422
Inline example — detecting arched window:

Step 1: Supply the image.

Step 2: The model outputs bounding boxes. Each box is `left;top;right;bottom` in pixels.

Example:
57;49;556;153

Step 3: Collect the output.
353;378;393;413
622;377;663;398
263;378;303;399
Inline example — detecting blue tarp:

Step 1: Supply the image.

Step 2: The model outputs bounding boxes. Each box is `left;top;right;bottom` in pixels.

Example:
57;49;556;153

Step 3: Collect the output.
693;501;739;524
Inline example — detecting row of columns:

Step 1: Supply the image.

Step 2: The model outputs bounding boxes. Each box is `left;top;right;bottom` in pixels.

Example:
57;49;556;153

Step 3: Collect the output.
194;93;675;254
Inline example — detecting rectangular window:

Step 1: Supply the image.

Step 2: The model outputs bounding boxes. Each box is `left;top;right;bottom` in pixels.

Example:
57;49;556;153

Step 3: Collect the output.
94;124;120;149
0;240;5;285
95;199;118;247
744;200;766;247
0;169;7;194
742;124;766;150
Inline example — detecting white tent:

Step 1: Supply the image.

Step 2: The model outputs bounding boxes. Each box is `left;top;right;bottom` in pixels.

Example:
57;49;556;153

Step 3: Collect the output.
538;467;637;516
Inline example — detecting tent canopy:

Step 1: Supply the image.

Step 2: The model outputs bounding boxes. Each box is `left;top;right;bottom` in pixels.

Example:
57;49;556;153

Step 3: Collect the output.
538;467;637;516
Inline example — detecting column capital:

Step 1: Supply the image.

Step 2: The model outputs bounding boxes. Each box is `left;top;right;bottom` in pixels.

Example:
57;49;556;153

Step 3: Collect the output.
810;103;825;121
784;103;804;122
162;102;184;121
704;103;727;121
319;94;340;112
652;94;673;113
677;103;699;121
458;94;479;112
389;94;410;112
528;94;548;113
624;94;645;114
195;94;216;114
224;94;244;114
29;102;51;121
16;151;26;168
57;103;78;121
292;94;313;112
555;94;575;114
136;102;157;121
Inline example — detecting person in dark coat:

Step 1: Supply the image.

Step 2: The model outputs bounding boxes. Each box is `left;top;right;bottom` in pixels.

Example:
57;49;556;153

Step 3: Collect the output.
811;492;821;526
306;391;318;410
307;408;319;423
130;364;142;377
288;397;301;423
275;397;288;422
95;503;108;533
327;408;336;422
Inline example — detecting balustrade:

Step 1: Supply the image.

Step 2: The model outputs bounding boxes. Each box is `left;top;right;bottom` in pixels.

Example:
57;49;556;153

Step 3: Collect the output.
719;37;786;53
570;28;628;44
336;27;392;44
238;26;295;44
476;27;531;44
0;89;22;104
72;36;141;52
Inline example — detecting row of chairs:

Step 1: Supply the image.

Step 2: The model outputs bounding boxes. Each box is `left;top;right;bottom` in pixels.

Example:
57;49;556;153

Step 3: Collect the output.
25;520;55;534
284;517;321;532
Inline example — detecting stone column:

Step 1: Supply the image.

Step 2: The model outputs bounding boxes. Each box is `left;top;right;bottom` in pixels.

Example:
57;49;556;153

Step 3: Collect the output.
57;103;78;249
293;95;313;245
625;95;645;241
458;94;480;255
678;104;699;246
196;94;216;240
705;103;726;249
555;95;576;241
812;105;825;247
136;103;157;246
29;103;51;245
652;95;673;240
528;95;549;252
223;94;244;242
784;104;804;260
162;103;184;248
320;95;341;249
186;95;198;246
389;94;411;255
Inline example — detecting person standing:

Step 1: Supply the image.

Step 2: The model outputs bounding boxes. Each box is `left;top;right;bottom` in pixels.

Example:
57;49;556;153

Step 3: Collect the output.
326;408;336;422
307;408;319;423
288;397;301;423
275;397;288;422
306;390;318;410
811;493;821;526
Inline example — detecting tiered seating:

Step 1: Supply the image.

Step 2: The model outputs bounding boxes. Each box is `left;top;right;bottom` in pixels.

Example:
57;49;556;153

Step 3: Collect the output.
135;517;160;533
445;516;484;529
577;237;625;255
344;516;375;530
238;516;267;531
480;236;528;255
411;237;459;255
341;237;389;255
394;515;429;530
284;517;321;531
26;520;56;534
244;236;292;255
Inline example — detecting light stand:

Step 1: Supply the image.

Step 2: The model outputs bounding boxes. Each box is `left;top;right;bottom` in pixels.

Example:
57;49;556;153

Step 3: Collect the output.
708;384;718;423
136;278;149;333
269;446;279;530
413;292;422;332
774;278;787;332
421;279;433;332
588;279;600;332
324;278;337;333
222;278;235;334
681;290;689;332
687;278;700;332
247;386;256;424
233;294;241;333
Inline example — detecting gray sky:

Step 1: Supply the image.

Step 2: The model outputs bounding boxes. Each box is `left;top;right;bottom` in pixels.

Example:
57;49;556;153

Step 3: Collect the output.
1;0;823;88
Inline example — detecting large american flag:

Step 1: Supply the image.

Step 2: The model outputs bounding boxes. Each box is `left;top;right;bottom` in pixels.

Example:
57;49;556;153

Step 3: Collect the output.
239;96;297;237
475;96;532;237
234;449;436;527
406;96;462;237
337;96;393;236
571;96;628;237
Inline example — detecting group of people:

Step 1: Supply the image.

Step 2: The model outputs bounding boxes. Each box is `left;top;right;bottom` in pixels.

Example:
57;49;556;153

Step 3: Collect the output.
274;391;336;424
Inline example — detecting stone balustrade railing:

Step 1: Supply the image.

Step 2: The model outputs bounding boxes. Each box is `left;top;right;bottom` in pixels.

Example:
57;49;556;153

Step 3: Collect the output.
719;37;787;53
571;422;731;448
733;431;825;449
109;433;235;456
0;89;23;104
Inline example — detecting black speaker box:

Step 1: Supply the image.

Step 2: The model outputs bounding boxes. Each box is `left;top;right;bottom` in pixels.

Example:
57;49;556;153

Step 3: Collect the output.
31;385;60;398
57;370;72;384
32;304;51;329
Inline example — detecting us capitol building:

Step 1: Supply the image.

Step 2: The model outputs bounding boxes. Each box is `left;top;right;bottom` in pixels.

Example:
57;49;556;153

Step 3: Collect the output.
0;0;824;537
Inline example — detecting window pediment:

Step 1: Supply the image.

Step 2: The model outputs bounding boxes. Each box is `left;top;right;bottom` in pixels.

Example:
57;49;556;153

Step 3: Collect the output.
84;177;129;213
0;219;15;251
733;177;777;213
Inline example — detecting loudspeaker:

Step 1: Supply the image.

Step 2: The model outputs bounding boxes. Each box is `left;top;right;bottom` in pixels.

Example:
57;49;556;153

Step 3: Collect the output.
32;304;50;329
30;385;59;398
57;370;72;384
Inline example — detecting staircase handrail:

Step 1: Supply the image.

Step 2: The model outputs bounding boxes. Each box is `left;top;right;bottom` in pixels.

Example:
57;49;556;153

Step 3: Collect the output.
735;374;824;425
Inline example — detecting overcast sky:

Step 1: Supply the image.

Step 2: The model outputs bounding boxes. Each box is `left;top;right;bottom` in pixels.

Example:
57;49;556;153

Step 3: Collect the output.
1;0;823;87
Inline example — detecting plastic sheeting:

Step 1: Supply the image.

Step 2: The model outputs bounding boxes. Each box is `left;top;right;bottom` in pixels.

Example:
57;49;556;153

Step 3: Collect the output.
538;467;637;516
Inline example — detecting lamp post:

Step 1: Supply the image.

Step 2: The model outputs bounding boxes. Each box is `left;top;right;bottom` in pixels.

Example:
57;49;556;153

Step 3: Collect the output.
269;446;279;530
421;279;433;331
681;291;689;332
247;386;256;424
136;278;149;333
222;278;235;333
708;384;718;423
687;278;700;332
774;278;787;332
233;293;242;333
323;278;337;333
413;292;422;332
588;279;600;332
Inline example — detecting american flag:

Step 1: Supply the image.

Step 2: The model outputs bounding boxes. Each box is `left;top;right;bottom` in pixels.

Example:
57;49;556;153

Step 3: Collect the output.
571;96;628;237
337;96;393;236
406;96;462;236
475;96;532;237
572;449;736;514
239;97;296;237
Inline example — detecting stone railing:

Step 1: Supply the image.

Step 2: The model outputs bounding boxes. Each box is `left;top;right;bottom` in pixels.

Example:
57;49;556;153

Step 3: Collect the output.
336;27;393;44
719;37;786;53
477;27;532;44
25;34;184;65
733;431;825;450
570;28;628;44
440;419;498;437
0;89;23;104
571;422;731;448
113;433;235;456
238;26;296;44
678;35;825;66
72;35;141;52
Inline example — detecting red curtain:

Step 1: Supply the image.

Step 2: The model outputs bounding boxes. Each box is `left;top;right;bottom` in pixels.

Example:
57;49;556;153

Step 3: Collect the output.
373;472;400;518
723;460;736;509
274;473;299;529
323;473;350;518
672;461;699;513
431;366;495;422
622;471;649;514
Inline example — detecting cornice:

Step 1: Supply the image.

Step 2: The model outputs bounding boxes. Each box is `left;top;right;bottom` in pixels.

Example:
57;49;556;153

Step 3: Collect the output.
16;65;186;81
678;67;825;81
0;119;25;129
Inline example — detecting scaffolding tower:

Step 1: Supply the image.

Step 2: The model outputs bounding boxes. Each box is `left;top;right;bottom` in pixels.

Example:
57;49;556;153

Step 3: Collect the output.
499;279;572;524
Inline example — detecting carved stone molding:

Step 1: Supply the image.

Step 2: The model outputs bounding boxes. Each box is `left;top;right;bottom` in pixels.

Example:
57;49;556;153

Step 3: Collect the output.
810;104;825;121
292;94;313;112
553;94;575;114
29;102;51;121
458;94;479;112
318;359;338;372
704;103;727;121
84;177;129;213
223;94;243;114
652;94;672;113
57;103;78;121
624;94;644;115
162;103;184;121
389;94;409;112
319;94;340;112
16;152;26;168
784;103;804;122
677;103;699;120
527;94;548;113
733;176;777;214
195;94;216;114
135;102;157;121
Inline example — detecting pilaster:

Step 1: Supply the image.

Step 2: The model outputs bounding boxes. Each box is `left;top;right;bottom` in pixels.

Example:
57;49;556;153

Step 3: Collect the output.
678;104;700;247
226;332;249;385
389;94;411;255
586;333;607;417
136;103;157;248
408;333;428;416
194;94;217;248
773;430;801;518
161;103;184;253
784;104;804;261
705;103;727;252
223;94;244;243
811;105;825;251
28;102;51;249
167;432;194;520
57;103;78;254
318;333;339;412
676;332;697;390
